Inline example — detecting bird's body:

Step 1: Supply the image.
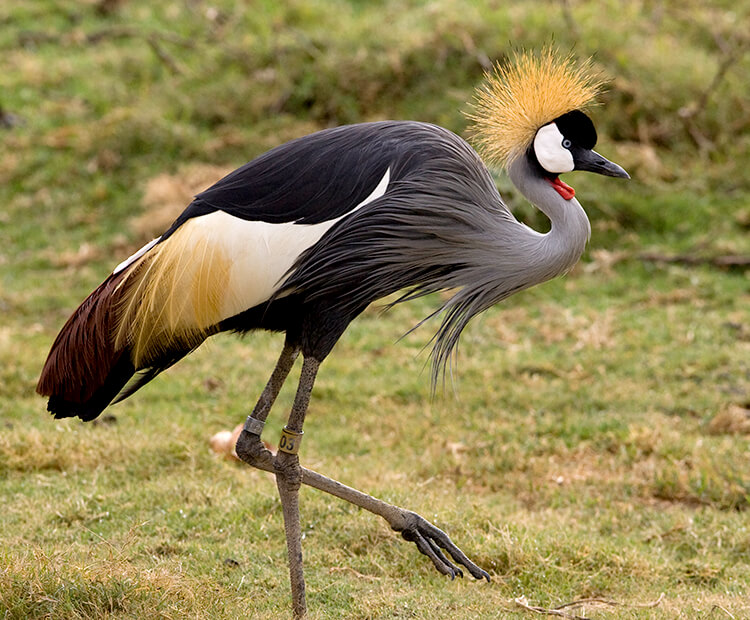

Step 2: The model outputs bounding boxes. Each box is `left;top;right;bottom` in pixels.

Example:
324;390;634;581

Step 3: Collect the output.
38;120;589;421
38;50;629;618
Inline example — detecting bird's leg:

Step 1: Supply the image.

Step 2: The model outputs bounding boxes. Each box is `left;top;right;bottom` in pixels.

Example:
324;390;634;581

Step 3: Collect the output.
235;343;488;592
235;341;299;470
273;355;320;619
244;445;490;582
297;464;490;582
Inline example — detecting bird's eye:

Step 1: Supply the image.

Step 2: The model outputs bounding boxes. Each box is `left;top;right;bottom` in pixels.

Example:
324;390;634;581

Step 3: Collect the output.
562;139;572;149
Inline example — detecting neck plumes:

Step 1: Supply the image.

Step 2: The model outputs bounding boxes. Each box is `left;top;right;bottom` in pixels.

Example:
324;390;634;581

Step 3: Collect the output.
506;156;591;281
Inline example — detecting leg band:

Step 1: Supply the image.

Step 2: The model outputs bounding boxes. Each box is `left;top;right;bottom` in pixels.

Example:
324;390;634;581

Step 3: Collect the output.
243;416;265;436
278;426;304;455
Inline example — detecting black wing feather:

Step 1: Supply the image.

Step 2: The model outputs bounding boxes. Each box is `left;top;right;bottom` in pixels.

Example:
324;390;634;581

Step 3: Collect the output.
163;121;431;238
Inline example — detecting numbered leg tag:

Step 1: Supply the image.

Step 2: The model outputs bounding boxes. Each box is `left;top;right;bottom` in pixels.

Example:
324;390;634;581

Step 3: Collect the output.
278;426;304;455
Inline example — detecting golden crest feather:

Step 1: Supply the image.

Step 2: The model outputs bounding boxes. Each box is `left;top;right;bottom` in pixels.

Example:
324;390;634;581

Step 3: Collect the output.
467;48;605;169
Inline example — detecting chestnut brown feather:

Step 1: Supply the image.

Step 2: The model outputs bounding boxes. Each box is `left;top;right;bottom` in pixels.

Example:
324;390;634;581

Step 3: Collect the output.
36;270;132;417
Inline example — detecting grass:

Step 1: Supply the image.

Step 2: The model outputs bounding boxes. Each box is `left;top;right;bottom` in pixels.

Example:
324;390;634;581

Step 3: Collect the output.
2;0;750;618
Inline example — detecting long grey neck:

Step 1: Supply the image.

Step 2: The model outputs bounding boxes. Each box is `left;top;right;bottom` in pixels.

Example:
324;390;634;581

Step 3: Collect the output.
506;155;591;280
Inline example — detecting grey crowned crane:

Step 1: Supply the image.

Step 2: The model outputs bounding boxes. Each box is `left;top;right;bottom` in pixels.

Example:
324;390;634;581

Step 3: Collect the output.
38;50;629;617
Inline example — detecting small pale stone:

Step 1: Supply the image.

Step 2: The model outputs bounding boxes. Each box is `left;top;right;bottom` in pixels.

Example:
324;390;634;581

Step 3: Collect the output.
210;430;234;455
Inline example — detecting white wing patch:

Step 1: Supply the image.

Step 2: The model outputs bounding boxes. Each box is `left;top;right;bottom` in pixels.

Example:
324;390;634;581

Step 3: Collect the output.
198;166;390;320
220;166;390;317
533;123;574;174
113;167;391;363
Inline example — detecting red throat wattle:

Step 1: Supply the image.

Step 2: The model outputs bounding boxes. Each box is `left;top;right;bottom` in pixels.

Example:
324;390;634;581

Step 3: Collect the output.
546;176;576;201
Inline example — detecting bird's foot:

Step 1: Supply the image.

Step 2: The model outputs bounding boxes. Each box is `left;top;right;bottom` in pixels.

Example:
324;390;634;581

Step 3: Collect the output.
389;509;490;582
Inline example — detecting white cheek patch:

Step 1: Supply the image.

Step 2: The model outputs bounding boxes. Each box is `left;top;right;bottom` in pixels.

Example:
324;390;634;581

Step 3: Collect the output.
533;123;574;174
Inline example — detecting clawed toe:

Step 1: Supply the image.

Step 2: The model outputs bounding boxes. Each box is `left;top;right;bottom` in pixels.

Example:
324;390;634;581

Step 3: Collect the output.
395;511;490;582
401;527;461;579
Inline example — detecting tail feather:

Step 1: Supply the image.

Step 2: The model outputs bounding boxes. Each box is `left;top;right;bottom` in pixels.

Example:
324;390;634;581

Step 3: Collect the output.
38;227;222;421
46;353;135;421
37;271;134;420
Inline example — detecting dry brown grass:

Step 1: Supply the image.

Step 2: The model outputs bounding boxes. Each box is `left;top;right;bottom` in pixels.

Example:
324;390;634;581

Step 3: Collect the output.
707;404;750;435
133;163;234;241
0;543;221;619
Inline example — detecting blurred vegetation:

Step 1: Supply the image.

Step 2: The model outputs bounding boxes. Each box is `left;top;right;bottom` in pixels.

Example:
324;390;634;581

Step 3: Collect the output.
1;0;749;276
1;0;749;618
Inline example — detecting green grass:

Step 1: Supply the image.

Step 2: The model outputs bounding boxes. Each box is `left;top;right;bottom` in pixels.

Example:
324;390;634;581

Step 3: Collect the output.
2;0;750;618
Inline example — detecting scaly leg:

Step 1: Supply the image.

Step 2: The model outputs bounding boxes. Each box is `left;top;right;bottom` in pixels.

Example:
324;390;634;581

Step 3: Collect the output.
235;340;299;469
299;465;489;581
239;443;490;582
235;345;489;617
273;355;320;619
235;342;487;582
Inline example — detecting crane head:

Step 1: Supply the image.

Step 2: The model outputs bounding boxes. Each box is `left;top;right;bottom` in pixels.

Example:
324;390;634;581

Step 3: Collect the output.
531;109;629;200
467;48;625;173
467;48;628;200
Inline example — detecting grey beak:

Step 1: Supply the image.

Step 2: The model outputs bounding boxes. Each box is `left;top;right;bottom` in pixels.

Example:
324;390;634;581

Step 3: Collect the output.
574;149;630;179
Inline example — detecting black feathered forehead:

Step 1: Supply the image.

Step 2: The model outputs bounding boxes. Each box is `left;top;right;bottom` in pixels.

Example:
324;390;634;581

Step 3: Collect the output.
552;110;597;150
